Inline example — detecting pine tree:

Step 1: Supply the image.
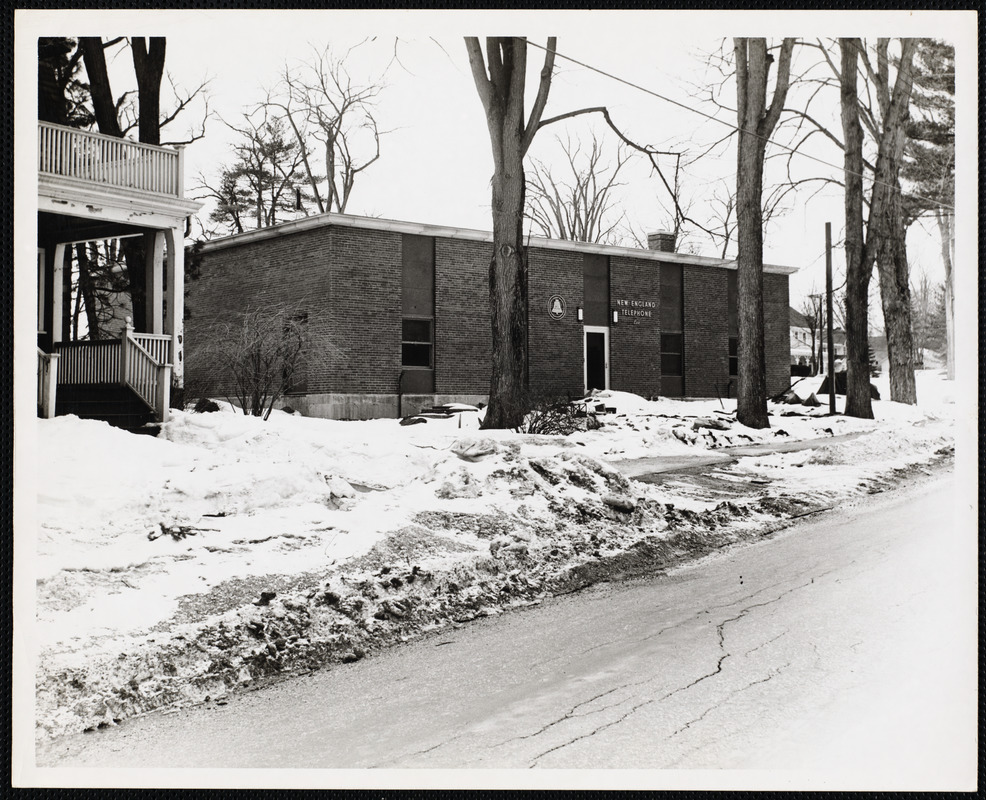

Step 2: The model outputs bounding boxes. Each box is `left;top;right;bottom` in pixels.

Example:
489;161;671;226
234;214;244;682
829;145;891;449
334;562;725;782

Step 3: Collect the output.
207;115;312;234
902;39;955;378
38;38;93;128
867;344;881;377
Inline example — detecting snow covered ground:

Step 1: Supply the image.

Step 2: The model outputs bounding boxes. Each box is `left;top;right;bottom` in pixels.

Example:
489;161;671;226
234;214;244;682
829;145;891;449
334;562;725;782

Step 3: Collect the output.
30;371;957;738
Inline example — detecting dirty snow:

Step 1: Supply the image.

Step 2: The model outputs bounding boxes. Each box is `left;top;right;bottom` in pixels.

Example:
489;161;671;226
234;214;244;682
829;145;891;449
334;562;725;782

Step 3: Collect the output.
32;370;956;738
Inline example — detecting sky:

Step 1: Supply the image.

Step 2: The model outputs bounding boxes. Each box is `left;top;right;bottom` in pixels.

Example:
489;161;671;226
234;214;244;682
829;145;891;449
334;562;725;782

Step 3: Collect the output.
16;9;977;312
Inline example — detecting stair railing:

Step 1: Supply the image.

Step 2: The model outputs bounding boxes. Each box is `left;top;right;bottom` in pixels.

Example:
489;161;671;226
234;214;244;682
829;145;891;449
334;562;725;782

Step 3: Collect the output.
130;332;171;366
122;320;172;423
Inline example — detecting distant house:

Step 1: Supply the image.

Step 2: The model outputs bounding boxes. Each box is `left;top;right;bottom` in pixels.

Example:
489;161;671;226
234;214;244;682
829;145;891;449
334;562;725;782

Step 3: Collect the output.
789;306;845;375
789;308;816;371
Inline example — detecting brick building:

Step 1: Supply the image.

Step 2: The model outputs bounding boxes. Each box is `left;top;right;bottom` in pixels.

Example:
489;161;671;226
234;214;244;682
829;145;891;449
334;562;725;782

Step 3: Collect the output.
186;213;795;419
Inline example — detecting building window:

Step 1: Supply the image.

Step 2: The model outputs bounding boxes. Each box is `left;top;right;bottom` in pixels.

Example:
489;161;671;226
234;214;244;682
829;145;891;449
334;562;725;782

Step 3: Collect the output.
661;333;683;376
583;253;610;327
729;336;738;376
401;318;433;368
660;263;685;397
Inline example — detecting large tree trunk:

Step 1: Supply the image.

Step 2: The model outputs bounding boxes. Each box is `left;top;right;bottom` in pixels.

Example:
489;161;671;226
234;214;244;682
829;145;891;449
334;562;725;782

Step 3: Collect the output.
869;38;918;405
735;135;768;428
465;37;556;429
131;37;166;145
486;141;530;429
79;38;123;137
839;38;874;419
74;243;101;338
733;38;794;429
79;37;148;330
876;204;917;403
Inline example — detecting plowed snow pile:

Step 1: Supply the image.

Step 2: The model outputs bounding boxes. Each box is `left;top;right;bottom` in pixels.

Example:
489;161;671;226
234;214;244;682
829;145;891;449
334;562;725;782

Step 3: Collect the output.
31;372;956;738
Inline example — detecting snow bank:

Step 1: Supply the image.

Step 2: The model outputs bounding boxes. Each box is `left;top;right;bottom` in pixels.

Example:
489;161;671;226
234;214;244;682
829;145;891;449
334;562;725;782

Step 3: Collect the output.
31;372;955;738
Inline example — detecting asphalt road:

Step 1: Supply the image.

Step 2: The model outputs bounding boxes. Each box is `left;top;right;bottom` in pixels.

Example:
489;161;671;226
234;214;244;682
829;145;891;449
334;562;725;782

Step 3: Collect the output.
35;470;976;789
615;431;864;479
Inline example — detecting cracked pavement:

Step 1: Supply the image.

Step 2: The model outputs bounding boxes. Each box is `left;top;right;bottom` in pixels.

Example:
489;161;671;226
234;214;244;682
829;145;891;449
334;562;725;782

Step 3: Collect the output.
36;472;975;787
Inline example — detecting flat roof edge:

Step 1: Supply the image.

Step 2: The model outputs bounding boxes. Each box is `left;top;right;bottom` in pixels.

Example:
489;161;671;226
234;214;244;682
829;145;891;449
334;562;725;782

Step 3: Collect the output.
195;212;798;274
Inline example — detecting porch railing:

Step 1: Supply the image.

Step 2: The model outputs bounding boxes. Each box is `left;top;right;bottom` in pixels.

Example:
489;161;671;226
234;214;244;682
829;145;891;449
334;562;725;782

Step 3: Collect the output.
55;339;121;384
37;348;59;418
38;121;182;197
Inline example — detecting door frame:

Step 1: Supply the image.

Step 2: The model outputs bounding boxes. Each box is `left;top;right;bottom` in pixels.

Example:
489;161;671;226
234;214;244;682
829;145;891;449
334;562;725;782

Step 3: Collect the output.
583;325;610;393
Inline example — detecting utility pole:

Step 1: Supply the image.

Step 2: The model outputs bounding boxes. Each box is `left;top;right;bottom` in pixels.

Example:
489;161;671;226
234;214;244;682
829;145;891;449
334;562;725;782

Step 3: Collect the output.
825;222;836;414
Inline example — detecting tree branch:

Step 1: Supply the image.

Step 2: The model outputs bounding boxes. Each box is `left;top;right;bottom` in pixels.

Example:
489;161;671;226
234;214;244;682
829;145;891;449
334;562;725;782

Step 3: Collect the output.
521;36;557;155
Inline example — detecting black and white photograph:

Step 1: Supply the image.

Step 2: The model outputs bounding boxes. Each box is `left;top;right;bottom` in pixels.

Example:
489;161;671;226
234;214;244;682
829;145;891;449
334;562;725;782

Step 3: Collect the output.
11;7;978;791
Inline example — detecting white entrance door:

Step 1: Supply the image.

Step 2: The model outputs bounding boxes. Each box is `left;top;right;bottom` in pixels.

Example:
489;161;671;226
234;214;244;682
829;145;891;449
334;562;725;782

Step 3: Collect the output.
583;325;610;392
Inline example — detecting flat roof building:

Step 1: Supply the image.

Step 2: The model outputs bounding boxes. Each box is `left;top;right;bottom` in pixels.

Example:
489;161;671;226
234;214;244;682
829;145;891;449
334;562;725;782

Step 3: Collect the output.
186;212;795;420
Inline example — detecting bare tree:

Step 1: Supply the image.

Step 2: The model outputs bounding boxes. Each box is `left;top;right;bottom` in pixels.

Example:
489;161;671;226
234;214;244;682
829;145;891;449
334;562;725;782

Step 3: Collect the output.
465;37;741;427
910;270;946;364
465;37;557;429
705;178;792;259
264;43;385;214
733;37;795;429
839;37;874;419
525;131;633;243
781;38;918;406
866;39;919;405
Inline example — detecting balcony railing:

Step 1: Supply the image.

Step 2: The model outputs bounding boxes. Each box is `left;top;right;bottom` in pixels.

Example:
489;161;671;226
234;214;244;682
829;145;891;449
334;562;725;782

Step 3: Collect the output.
38;121;183;198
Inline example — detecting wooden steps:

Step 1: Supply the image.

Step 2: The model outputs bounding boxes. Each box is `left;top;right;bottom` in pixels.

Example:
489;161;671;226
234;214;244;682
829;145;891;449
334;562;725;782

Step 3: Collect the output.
55;384;159;434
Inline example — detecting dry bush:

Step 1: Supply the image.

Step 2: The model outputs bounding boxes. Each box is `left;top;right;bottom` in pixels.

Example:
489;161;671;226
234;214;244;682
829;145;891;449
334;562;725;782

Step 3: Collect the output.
517;395;599;436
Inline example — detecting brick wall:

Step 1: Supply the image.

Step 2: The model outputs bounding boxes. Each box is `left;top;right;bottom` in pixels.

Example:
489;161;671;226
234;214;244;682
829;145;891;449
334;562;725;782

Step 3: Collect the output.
610;255;661;397
434;238;492;394
764;272;792;396
186;225;330;399
683;264;730;398
527;247;584;397
323;226;402;394
185;224;402;401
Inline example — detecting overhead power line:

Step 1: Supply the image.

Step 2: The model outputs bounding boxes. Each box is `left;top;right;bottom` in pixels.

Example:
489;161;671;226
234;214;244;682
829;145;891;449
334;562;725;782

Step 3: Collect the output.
521;37;955;213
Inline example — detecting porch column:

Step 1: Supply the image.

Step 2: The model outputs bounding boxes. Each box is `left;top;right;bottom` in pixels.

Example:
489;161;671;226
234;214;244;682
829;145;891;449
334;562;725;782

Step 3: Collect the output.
51;242;66;344
144;230;165;334
164;224;185;387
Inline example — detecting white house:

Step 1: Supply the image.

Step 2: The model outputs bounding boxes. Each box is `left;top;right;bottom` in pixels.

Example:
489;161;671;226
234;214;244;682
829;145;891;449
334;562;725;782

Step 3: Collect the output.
36;121;201;427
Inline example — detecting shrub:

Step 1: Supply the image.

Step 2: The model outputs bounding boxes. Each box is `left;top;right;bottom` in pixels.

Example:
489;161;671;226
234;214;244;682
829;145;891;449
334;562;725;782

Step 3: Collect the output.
516;395;599;436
